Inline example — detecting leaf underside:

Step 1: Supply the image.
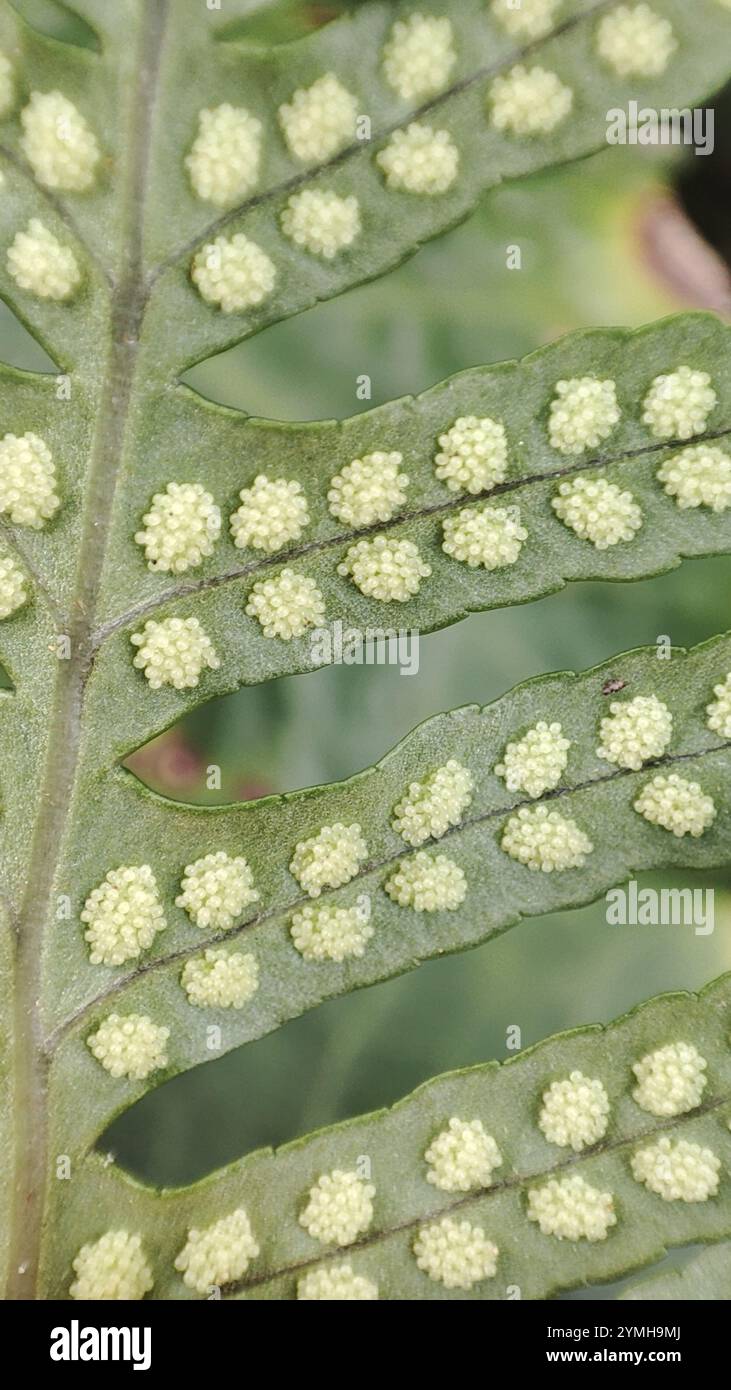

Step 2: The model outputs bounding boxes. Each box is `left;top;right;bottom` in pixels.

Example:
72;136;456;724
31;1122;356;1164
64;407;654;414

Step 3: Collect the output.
49;632;731;1132
43;631;731;1298
0;0;730;1298
48;974;731;1299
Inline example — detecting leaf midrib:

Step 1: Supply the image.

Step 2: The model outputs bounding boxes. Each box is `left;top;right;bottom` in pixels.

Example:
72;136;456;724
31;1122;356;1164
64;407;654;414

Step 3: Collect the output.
45;733;731;1053
4;0;726;1301
5;0;171;1301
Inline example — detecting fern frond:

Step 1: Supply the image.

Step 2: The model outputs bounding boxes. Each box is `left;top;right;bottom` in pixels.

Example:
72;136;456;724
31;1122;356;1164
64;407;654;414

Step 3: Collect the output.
47;974;731;1299
1;0;730;1299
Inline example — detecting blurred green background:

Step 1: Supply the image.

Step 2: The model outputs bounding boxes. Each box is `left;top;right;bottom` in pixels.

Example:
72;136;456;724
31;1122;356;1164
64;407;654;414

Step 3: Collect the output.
6;0;731;1298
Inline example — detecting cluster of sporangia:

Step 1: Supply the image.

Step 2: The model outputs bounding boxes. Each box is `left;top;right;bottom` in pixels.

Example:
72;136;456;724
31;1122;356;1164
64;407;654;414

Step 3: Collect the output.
70;1034;731;1299
1;4;713;301
4;363;729;653
2;0;730;1299
70;675;730;1296
1;4;730;637
80;677;729;1065
2;379;729;655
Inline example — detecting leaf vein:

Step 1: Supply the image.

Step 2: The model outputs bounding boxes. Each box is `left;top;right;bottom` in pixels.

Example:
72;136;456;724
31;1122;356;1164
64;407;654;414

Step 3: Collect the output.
91;423;731;646
152;0;619;279
46;735;731;1051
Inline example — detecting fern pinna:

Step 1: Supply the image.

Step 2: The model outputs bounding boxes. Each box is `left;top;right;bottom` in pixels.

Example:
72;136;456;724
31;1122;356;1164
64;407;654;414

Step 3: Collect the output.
0;0;730;1300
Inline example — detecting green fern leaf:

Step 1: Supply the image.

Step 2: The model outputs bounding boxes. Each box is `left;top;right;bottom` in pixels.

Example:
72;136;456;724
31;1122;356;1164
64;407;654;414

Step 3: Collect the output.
1;0;730;1300
46;973;731;1299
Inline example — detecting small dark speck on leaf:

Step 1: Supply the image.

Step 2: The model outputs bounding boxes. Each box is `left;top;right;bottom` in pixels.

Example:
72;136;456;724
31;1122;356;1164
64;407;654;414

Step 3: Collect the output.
602;678;627;695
